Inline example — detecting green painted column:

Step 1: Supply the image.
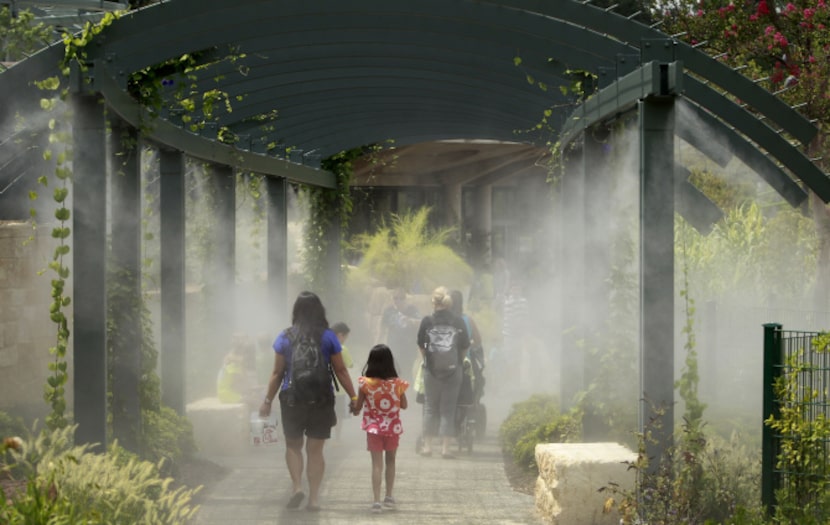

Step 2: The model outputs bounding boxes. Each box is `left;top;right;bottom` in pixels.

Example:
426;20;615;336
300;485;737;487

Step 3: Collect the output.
109;118;143;453
582;127;612;441
266;176;288;326
639;96;676;466
560;145;585;410
208;164;236;366
72;93;108;447
761;322;783;514
160;149;186;415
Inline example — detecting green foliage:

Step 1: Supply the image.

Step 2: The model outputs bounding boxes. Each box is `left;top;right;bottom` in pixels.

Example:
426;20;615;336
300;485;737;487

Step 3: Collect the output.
603;417;766;524
499;394;581;471
349;206;473;292
139;407;196;477
0;7;53;62
512;412;581;470
107;254;196;472
764;335;830;523
677;203;817;306
676;221;707;444
1;426;200;524
660;0;830;134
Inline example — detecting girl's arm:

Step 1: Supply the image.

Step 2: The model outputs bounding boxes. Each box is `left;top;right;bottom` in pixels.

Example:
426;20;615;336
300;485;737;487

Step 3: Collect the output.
400;391;408;410
352;390;366;415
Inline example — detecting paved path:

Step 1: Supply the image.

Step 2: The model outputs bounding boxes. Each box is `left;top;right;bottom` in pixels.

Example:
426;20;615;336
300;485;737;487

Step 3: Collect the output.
189;404;545;524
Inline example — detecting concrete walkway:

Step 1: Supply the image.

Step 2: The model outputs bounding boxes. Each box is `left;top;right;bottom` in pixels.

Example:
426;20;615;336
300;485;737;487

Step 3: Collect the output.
189;404;545;524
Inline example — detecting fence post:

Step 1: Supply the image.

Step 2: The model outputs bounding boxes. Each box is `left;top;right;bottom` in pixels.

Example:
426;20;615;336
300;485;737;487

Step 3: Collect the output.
761;322;783;515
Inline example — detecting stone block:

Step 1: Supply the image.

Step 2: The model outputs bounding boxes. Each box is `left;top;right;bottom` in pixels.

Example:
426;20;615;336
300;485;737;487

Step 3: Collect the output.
186;397;249;457
535;442;637;525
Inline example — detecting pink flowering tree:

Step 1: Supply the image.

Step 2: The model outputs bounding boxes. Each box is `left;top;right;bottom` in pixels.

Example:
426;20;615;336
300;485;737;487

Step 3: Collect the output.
661;0;830;311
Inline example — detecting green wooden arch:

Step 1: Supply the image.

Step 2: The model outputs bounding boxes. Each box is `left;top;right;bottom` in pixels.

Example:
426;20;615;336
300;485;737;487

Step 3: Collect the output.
3;0;827;198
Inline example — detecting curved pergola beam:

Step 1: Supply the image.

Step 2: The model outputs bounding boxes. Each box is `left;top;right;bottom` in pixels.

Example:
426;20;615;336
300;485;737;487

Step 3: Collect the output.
97;64;335;187
559;62;816;204
489;0;817;145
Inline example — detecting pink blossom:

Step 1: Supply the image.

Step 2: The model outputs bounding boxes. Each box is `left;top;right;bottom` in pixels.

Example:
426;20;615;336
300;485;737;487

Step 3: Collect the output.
804;8;815;19
765;25;775;36
697;9;704;16
757;0;770;15
750;13;758;20
784;3;796;14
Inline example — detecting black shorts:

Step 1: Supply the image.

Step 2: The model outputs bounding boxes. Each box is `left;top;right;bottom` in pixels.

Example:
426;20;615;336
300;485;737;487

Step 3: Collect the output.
279;395;336;440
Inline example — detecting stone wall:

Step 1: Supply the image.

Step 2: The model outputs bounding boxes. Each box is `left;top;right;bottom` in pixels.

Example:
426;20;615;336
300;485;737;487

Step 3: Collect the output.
0;221;68;422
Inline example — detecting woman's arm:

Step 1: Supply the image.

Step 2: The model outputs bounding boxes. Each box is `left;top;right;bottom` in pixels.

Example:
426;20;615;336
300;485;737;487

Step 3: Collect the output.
259;353;285;417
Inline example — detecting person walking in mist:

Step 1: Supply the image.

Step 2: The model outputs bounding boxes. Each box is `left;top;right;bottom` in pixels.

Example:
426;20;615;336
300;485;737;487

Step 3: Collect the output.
353;344;409;513
416;286;470;458
259;291;359;512
330;321;354;441
381;288;421;381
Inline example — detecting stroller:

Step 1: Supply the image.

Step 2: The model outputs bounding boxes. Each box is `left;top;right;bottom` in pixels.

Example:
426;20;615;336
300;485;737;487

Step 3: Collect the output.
454;344;486;453
414;344;487;455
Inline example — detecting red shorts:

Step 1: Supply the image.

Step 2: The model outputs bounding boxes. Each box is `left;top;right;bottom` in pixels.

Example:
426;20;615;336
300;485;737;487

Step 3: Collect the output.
366;433;400;452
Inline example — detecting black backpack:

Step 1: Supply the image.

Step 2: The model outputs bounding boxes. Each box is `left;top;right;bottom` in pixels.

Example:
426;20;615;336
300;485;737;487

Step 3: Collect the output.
425;322;462;379
283;328;334;406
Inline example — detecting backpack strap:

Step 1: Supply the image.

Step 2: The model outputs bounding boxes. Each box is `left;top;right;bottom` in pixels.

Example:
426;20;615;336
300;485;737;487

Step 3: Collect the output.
461;314;472;339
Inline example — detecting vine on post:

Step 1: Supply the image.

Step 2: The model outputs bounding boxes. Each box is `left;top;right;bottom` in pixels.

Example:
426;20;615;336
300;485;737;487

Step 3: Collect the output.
302;147;363;290
38;93;72;431
28;12;120;431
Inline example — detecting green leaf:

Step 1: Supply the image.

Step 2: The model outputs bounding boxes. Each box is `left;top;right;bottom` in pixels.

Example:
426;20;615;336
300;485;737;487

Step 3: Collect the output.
513;56;522;66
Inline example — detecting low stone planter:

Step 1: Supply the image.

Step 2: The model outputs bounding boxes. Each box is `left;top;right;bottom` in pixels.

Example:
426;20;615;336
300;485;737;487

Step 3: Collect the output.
535;442;637;525
186;397;248;456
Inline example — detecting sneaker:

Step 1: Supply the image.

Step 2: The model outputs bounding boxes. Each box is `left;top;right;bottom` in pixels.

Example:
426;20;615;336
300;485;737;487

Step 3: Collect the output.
383;496;396;508
371;502;382;513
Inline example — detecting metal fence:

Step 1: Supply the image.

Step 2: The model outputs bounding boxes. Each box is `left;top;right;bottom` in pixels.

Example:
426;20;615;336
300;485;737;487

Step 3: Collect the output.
761;324;830;518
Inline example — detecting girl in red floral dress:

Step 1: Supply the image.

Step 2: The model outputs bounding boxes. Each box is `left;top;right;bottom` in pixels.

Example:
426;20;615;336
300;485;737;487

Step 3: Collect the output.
353;344;409;513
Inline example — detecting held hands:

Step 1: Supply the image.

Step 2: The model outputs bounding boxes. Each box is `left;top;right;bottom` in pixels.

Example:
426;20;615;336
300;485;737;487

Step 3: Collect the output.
349;397;360;416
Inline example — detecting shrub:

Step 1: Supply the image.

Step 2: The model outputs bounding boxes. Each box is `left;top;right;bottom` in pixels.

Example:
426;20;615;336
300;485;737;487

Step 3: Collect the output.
1;425;200;524
139;406;197;477
500;394;581;470
513;412;581;469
